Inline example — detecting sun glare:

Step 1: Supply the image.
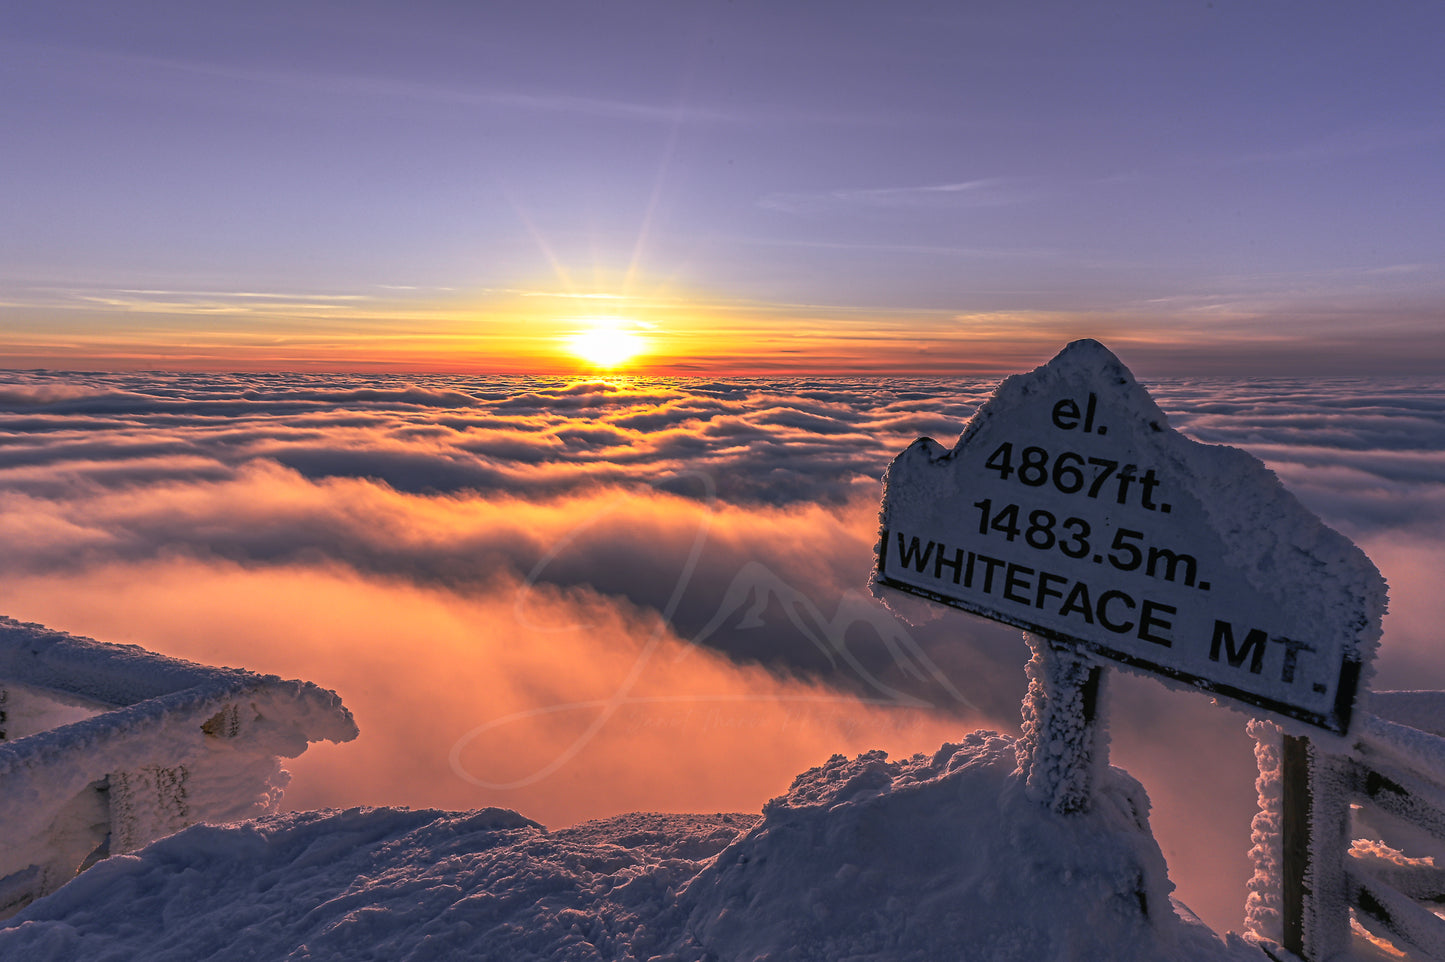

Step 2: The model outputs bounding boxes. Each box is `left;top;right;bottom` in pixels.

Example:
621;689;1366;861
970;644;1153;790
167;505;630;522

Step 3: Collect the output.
566;318;647;369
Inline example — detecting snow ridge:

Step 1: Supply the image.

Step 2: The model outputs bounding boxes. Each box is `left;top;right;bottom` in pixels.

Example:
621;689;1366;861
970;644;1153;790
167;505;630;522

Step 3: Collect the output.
0;734;1264;961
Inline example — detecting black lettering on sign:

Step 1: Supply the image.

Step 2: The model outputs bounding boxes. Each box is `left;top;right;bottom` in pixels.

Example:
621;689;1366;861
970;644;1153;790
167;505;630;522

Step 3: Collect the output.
1003;563;1033;604
1035;571;1068;610
1277;637;1315;684
1059;581;1094;623
1114;464;1138;505
1051;394;1100;432
898;533;934;573
1210;620;1267;674
1097;590;1136;634
978;437;1179;510
935;545;966;584
879;526;1196;662
1140;469;1161;511
1145;545;1198;586
1137;600;1175;646
976;554;1005;593
1051;397;1081;430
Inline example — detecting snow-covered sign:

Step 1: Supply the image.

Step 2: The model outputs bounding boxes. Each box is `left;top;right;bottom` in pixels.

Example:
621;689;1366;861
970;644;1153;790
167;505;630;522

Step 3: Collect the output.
872;340;1386;735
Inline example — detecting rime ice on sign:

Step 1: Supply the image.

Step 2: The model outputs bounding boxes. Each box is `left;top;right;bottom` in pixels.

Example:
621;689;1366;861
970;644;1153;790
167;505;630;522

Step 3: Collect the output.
870;339;1386;736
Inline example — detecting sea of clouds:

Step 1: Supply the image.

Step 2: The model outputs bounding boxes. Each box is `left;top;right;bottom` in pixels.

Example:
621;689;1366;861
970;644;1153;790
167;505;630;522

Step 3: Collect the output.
1;368;1441;934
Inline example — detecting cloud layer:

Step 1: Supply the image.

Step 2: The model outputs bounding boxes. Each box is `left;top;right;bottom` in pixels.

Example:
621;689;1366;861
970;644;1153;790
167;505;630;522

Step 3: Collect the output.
1;368;1441;934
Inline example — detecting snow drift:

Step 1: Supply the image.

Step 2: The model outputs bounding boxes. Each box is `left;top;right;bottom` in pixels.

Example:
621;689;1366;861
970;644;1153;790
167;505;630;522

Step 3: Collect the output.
0;733;1259;961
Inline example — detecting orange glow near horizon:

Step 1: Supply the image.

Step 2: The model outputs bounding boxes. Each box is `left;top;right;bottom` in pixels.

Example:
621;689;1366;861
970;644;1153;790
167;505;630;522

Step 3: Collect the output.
0;268;1186;376
7;279;1408;377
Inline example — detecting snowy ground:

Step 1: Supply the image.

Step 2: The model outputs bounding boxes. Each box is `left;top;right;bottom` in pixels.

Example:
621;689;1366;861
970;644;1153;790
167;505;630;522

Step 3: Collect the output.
0;733;1263;962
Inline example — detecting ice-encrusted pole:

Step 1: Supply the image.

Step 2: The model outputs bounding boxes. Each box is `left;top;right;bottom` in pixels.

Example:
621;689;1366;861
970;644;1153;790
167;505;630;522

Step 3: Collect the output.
1280;734;1352;960
1245;722;1353;960
1016;634;1108;815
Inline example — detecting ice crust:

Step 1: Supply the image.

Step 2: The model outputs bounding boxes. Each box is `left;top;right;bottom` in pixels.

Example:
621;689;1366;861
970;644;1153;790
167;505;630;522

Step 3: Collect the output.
0;733;1263;961
0;616;256;709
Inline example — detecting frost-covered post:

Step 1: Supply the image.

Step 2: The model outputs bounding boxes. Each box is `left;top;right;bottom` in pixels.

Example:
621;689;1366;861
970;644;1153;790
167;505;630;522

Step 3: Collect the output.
1017;635;1107;815
1279;734;1352;960
1246;724;1355;961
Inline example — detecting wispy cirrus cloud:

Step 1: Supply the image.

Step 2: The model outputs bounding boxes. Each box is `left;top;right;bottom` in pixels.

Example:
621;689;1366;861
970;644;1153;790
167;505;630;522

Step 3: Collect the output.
734;236;1053;259
757;178;1034;214
114;289;372;301
0;37;736;126
6;285;377;317
1220;120;1445;168
1362;263;1433;276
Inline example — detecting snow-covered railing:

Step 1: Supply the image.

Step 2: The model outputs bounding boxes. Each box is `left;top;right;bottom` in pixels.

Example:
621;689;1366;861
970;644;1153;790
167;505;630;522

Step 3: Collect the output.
1248;691;1445;961
0;616;358;916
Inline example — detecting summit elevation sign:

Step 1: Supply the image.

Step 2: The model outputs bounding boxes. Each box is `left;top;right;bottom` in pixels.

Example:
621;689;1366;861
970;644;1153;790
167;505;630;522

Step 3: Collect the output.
871;340;1386;735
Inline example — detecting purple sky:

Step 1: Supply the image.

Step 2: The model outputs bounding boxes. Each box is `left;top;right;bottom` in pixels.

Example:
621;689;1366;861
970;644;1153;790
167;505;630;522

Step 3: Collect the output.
2;1;1442;372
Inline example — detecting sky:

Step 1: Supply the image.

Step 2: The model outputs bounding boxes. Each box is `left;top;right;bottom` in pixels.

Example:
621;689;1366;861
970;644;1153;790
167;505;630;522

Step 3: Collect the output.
2;366;1442;936
2;0;1443;375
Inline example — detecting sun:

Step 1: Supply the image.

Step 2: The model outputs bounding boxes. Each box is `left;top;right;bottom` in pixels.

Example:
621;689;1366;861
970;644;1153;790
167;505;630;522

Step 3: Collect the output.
565;318;647;369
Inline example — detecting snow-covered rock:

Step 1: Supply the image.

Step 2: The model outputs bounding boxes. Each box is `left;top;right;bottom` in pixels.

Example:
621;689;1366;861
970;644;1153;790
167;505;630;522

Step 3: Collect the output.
679;731;1252;962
